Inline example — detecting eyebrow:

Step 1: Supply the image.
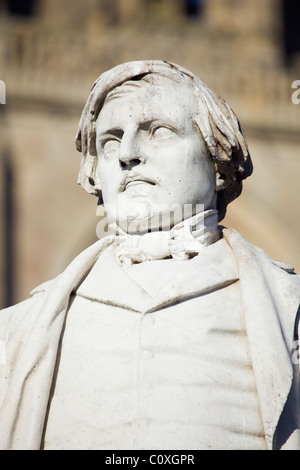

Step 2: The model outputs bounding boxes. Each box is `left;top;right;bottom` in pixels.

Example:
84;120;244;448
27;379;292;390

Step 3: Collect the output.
98;128;124;140
97;117;183;141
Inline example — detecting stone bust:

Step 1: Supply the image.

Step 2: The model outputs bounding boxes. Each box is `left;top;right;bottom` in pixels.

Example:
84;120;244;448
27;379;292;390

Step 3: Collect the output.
0;60;299;450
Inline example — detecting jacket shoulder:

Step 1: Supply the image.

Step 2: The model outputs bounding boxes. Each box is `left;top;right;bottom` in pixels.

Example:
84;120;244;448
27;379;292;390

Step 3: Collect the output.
0;276;59;337
223;227;298;269
222;227;300;293
29;275;60;296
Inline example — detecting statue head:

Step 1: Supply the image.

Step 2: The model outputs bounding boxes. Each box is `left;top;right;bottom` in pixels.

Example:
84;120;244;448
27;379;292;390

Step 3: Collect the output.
75;60;252;232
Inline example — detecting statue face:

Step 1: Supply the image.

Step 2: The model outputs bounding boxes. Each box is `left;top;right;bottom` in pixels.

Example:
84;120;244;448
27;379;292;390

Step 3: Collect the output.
96;80;216;233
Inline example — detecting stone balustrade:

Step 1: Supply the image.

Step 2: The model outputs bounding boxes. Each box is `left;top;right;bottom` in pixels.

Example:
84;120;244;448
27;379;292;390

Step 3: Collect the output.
0;20;299;134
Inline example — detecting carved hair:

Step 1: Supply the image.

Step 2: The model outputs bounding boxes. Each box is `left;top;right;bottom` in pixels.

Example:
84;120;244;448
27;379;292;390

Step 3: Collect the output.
75;60;252;221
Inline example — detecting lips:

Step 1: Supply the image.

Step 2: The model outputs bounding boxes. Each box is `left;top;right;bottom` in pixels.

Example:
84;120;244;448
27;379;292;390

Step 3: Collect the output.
120;174;156;191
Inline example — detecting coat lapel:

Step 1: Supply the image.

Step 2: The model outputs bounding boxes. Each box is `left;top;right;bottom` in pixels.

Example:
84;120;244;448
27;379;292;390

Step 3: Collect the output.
77;239;239;314
143;238;238;313
76;247;153;313
224;228;300;449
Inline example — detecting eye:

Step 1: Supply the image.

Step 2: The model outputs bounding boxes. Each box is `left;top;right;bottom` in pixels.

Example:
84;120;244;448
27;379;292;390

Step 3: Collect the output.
151;125;176;139
102;139;120;155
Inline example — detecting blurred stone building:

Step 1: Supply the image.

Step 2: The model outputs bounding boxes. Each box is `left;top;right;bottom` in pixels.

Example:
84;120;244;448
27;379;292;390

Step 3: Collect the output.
0;0;300;307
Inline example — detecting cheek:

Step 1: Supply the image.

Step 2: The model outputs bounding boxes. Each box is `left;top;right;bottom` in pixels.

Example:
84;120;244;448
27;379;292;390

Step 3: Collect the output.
98;160;107;188
177;146;215;198
175;141;208;178
187;139;215;182
98;160;118;201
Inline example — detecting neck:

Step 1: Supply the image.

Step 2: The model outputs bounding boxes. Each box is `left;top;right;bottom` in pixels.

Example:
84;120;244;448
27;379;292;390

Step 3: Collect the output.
170;209;220;247
110;208;220;247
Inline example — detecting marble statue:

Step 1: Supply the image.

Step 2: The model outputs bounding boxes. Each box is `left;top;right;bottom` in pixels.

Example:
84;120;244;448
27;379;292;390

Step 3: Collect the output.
0;60;299;450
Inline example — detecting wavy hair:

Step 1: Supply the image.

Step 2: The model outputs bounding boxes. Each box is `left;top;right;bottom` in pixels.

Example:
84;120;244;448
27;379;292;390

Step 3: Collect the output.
75;60;253;221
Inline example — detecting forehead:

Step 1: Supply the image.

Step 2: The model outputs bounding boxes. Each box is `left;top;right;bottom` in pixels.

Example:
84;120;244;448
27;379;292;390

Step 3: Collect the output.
97;76;196;127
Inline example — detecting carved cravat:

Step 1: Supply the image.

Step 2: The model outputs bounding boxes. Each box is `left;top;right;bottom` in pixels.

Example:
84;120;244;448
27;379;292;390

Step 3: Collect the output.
111;210;221;267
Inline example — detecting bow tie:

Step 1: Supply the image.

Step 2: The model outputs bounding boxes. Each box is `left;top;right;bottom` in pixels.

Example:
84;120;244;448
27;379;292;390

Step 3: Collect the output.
111;210;220;267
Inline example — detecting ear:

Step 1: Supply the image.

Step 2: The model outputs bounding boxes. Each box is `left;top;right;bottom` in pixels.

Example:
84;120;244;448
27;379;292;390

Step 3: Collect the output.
215;172;229;192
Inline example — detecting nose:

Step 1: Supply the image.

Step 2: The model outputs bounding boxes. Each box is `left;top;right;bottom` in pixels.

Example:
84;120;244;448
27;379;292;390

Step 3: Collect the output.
119;130;145;170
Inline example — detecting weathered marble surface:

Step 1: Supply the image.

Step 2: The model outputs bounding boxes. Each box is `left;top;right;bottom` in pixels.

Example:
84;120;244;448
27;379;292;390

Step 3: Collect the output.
0;61;299;450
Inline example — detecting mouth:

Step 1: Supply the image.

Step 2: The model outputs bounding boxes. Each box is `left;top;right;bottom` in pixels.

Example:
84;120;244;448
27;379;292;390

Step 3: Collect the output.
120;175;156;192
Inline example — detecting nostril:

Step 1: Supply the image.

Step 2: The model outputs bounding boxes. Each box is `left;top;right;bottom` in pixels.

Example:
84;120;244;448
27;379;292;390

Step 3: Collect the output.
120;158;142;170
131;159;142;166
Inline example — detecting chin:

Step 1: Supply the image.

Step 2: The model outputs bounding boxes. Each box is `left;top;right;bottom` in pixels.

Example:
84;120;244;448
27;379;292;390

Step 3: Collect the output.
115;199;151;234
